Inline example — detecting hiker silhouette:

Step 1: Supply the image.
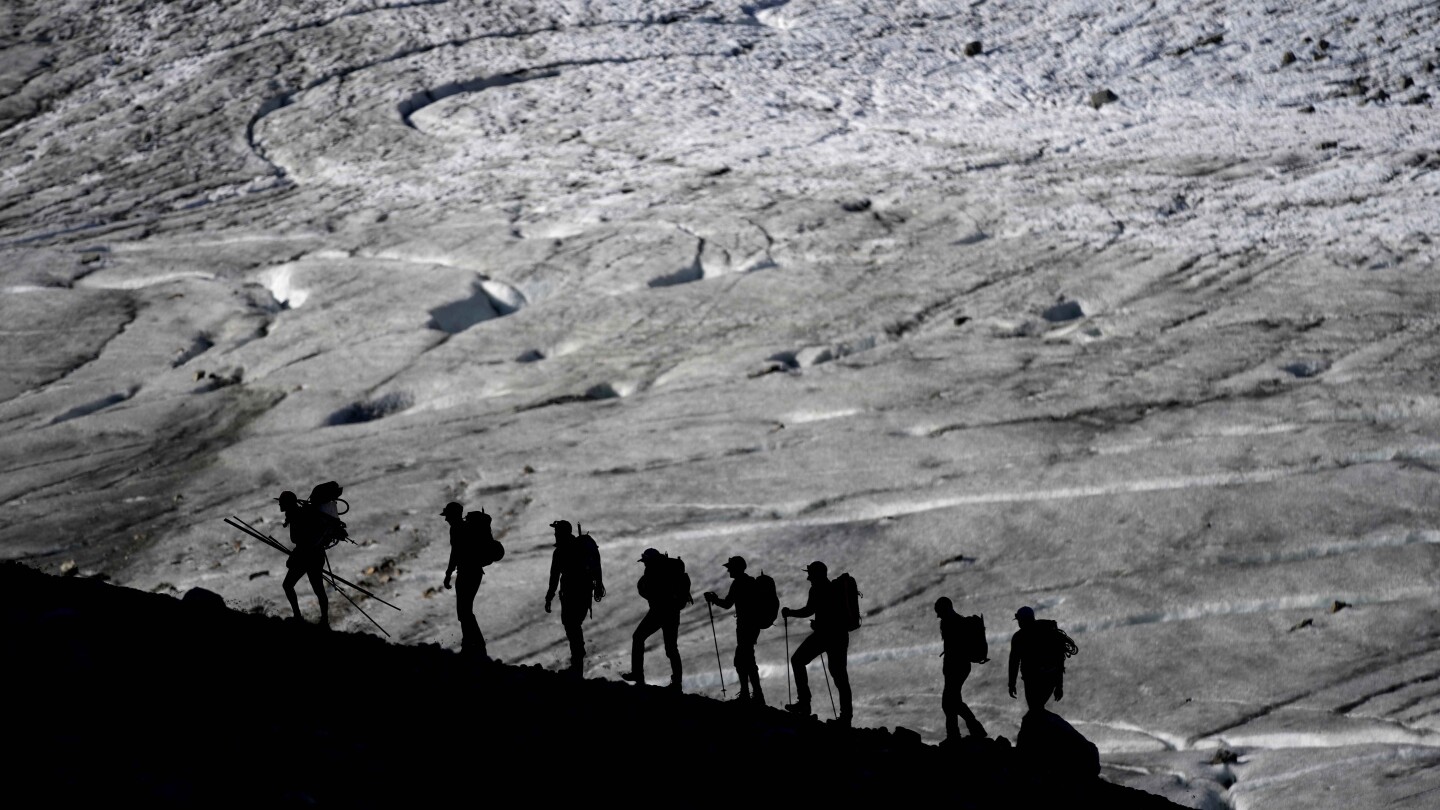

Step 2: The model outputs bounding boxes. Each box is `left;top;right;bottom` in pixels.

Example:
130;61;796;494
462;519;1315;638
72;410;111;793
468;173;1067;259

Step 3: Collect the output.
935;597;988;740
277;490;328;625
621;548;692;689
544;520;604;674
781;561;852;725
703;555;766;704
441;502;488;659
1008;606;1069;712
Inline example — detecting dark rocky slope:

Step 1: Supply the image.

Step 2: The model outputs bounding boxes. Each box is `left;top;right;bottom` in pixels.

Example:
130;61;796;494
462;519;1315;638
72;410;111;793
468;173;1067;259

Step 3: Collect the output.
3;562;1183;808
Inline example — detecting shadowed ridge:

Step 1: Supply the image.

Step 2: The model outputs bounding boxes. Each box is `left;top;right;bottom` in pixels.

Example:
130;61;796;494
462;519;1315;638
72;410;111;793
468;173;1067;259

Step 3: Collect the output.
1;562;1184;808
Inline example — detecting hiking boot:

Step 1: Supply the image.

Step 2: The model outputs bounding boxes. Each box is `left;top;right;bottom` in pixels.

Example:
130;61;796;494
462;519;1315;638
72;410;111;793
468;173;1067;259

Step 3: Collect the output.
733;691;751;702
620;671;643;683
837;713;853;728
667;681;682;691
784;701;811;716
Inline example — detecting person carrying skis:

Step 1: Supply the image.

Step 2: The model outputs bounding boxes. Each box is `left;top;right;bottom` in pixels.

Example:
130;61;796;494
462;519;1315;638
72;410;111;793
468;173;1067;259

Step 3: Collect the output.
277;490;328;626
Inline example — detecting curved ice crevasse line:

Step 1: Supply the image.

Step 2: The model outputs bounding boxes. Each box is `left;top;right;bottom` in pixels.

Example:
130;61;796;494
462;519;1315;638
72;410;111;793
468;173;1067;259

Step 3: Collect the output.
1221;743;1440;789
76;271;217;290
599;465;1314;550
600;445;1440;552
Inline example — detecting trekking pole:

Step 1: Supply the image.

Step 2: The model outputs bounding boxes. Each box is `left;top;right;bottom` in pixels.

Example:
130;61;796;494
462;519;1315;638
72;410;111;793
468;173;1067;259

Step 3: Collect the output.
784;615;792;704
820;652;837;719
706;601;726;697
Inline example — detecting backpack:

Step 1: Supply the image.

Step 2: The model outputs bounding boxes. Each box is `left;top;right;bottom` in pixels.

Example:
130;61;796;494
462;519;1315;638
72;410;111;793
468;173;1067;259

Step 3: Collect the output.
752;571;780;629
833;573;862;632
960;613;988;663
669;555;693;607
1034;619;1079;670
466;511;504;567
304;481;350;549
576;528;602;591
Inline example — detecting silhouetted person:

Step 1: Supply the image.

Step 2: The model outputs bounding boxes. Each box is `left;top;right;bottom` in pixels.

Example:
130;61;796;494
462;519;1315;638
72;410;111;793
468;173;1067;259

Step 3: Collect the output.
1009;606;1064;712
935;596;987;740
704;556;765;704
544;520;604;673
621;548;692;689
441;502;487;659
277;490;328;625
781;561;851;725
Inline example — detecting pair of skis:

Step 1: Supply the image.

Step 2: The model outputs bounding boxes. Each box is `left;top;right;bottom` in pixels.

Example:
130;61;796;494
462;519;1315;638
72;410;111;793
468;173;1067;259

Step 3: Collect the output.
224;516;400;637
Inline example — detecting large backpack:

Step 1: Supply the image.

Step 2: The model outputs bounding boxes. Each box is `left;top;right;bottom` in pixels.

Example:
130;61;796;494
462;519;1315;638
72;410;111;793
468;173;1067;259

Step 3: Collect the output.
467;511;505;567
960;613;988;663
1034;619;1079;670
576;529;602;591
669;555;693;607
833;573;862;632
752;571;780;629
305;481;350;549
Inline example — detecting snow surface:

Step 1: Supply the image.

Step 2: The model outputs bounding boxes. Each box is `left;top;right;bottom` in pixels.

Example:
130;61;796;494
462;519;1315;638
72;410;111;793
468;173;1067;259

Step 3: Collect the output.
3;1;1440;807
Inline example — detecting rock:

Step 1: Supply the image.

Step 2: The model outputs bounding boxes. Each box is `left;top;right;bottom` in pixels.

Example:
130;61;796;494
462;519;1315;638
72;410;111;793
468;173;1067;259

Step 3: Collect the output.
1282;358;1331;378
1089;88;1119;109
1318;140;1339;150
1298;104;1316;114
60;560;77;576
964;41;983;57
1210;748;1240;765
1281;50;1296;66
181;587;226;610
1330;600;1351;613
1017;710;1100;782
893;726;923;746
1405;92;1432;105
1042;299;1087;323
1289;617;1315;631
839;197;872;212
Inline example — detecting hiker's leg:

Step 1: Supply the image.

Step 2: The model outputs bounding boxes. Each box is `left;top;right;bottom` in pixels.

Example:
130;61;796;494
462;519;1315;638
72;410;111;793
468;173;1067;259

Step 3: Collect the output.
791;632;823;706
829;632;852;719
942;675;960;739
306;567;328;623
662;610;681;685
630;609;662;679
282;568;304;617
955;662;986;737
1024;676;1054;712
735;624;758;696
560;598;587;669
458;572;485;656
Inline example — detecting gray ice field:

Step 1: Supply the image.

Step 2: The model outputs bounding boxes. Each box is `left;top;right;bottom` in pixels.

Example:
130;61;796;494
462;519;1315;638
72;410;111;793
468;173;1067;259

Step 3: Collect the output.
3;2;1440;807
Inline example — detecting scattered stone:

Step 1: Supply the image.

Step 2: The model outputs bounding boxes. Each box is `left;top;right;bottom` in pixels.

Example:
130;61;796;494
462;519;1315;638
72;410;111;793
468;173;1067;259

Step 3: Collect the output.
1330;600;1351;613
1042;299;1087;323
1425;60;1436;73
1289;617;1315;632
1090;88;1119;109
1368;88;1390;103
1210;748;1240;765
1401;76;1415;89
703;165;731;177
522;465;535;474
963;41;982;57
1298;104;1316;114
193;370;206;381
248;570;269;580
1318;39;1331;51
1198;33;1224;47
1318;140;1339;150
181;587;226;610
60;559;77;576
840;197;872;212
1282;358;1331;378
1281;50;1296;66
1406;92;1432;105
953;315;971;327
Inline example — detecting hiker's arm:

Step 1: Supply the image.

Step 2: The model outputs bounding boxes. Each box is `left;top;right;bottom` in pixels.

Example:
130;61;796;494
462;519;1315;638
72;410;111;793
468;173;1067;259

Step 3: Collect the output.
787;587;817;619
443;545;456;588
545;549;560;605
1008;644;1019;697
710;582;737;609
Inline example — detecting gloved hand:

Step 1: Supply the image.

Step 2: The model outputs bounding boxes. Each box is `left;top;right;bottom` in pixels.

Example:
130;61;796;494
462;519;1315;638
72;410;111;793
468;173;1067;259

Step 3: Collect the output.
781;607;793;618
443;574;452;590
704;591;717;604
594;583;606;602
1008;684;1017;699
544;595;553;613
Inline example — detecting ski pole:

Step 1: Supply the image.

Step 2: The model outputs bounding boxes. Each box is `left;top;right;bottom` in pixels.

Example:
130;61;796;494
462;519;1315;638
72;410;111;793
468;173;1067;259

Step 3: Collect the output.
784;615;792;704
325;553;390;637
820;652;837;718
707;601;726;697
226;517;402;611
